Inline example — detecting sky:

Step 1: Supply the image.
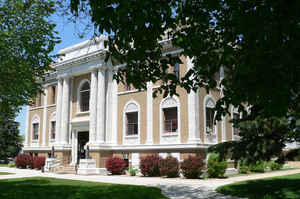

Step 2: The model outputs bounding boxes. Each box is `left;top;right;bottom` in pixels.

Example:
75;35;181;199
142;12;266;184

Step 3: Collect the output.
15;10;93;136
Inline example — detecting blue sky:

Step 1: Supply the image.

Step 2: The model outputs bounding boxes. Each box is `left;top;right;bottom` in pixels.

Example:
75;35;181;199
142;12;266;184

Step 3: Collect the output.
15;11;93;136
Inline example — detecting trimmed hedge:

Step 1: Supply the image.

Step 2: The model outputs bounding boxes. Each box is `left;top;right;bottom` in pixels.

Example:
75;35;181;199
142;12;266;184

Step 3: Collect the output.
33;156;45;170
159;156;179;178
140;154;161;177
105;157;126;175
181;155;205;179
15;154;33;169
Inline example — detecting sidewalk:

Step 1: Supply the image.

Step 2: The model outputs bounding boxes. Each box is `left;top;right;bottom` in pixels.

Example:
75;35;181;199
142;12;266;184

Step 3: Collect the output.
0;167;299;199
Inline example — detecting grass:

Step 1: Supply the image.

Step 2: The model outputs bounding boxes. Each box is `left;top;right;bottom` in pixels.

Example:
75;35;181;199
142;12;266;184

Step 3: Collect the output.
217;173;300;199
0;164;8;167
225;167;297;178
0;172;14;175
0;177;169;199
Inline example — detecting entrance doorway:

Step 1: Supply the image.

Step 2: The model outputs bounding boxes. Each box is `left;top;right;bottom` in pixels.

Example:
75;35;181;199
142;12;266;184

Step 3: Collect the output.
77;131;89;164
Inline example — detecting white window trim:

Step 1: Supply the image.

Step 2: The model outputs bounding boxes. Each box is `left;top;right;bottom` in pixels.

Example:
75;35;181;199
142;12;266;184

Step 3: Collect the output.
123;100;140;144
231;106;242;141
31;114;40;144
77;79;91;114
203;95;218;144
49;112;56;143
160;96;181;143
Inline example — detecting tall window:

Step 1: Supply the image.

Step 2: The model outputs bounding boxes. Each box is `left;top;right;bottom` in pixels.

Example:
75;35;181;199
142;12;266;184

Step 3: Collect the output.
206;107;215;134
174;63;180;80
32;123;39;140
126;112;138;135
50;121;56;140
51;86;56;104
163;107;178;133
80;81;90;112
232;112;240;136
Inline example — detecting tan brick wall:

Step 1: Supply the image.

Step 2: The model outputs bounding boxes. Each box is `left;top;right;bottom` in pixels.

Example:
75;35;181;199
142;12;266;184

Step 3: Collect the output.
28;109;44;146
117;91;147;145
45;106;56;146
47;85;58;105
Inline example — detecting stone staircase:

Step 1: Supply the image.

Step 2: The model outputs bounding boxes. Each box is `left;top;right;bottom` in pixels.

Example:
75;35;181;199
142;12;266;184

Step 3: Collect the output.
55;165;77;174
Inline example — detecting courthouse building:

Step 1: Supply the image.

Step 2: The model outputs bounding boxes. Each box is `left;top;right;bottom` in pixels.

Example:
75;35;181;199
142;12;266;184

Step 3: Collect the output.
23;36;240;170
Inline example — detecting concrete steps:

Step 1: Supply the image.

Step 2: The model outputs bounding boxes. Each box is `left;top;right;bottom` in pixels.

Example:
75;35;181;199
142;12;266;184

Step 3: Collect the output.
55;166;77;174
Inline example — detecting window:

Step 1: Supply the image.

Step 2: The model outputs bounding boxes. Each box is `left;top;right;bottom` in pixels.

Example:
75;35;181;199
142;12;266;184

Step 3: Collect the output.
126;112;138;135
50;121;56;140
174;63;180;80
206;107;215;134
51;86;56;104
163;107;178;133
80;81;90;112
32;123;39;140
232;112;240;136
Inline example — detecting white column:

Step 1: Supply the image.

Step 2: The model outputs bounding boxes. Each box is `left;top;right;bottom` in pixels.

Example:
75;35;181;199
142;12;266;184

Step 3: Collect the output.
24;105;30;147
110;76;118;145
105;70;113;143
56;78;63;145
42;87;48;146
220;66;226;142
71;130;77;165
96;69;106;143
61;76;70;145
89;69;98;144
187;57;201;143
146;82;153;144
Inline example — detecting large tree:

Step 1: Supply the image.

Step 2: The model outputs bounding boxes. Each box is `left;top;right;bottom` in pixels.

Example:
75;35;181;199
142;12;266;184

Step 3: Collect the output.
0;0;60;114
69;1;300;161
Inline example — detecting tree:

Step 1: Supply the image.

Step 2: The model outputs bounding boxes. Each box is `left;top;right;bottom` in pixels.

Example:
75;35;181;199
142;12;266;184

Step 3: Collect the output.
0;112;23;162
69;1;300;161
0;0;60;114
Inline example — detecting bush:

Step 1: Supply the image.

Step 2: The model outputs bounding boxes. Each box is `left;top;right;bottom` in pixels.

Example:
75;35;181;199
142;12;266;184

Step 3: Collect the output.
105;157;126;175
129;165;137;176
159;156;179;178
238;159;249;174
181;155;205;179
249;161;266;173
269;161;283;171
33;156;45;170
15;154;33;169
8;162;15;168
140;154;161;177
207;153;227;178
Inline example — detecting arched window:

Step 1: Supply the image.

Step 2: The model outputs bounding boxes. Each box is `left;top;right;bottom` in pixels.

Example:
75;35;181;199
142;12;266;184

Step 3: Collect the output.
124;101;139;136
31;115;40;141
79;80;90;112
160;97;179;134
204;96;217;135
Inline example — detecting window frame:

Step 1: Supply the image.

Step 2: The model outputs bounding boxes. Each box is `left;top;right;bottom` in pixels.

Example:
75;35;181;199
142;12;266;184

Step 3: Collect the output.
163;107;178;134
77;79;91;114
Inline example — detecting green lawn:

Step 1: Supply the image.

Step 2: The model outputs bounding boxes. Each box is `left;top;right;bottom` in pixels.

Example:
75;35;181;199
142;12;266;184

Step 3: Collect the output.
0;177;168;199
217;173;300;199
0;164;8;167
0;172;14;175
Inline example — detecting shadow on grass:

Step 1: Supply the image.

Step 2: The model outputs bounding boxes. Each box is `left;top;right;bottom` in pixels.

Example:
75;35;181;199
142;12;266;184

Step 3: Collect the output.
0;177;168;199
217;174;300;199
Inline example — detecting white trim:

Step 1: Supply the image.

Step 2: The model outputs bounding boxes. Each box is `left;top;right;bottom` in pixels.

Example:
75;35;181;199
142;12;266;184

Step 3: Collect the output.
42;88;48;146
31;114;41;147
117;89;144;95
203;95;218;144
146;82;153;144
24;105;30;147
123;100;140;145
49;112;56;144
77;78;91;114
160;96;181;144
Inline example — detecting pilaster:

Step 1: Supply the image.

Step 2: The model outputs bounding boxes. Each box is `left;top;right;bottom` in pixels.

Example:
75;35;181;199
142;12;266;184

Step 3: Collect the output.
89;69;98;144
42;87;48;146
55;78;63;144
96;68;106;143
61;76;70;145
146;82;153;144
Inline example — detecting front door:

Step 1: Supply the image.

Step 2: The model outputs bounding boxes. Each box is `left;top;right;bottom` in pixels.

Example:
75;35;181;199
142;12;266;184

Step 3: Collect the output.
77;131;89;164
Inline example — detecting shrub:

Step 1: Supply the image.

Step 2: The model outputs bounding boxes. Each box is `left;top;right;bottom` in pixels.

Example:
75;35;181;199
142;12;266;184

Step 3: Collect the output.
15;154;33;169
33;156;45;170
238;159;249;174
140;154;161;177
105;157;126;175
159;157;179;178
249;161;266;173
207;153;227;178
181;155;205;179
269;161;283;171
8;162;15;168
129;166;137;176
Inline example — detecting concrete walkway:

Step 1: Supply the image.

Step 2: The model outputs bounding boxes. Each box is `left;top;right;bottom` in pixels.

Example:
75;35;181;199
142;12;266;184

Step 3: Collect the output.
0;167;299;199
